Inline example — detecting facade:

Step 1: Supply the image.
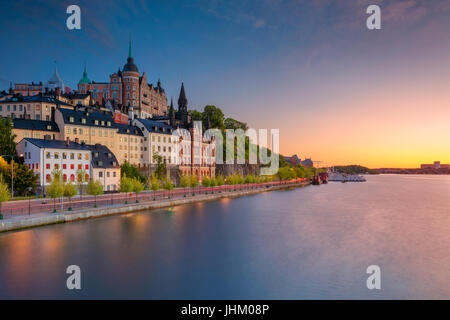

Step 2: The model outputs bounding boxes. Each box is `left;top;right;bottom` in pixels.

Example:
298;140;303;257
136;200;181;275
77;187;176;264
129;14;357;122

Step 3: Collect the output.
54;108;117;149
85;144;120;191
77;42;167;118
12;118;61;143
17;138;91;187
13;82;43;96
114;123;146;166
17;138;120;191
0;94;72;120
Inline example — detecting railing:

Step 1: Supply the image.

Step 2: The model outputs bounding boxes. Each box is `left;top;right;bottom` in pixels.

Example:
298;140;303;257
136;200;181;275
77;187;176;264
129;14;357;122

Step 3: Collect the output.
0;179;308;219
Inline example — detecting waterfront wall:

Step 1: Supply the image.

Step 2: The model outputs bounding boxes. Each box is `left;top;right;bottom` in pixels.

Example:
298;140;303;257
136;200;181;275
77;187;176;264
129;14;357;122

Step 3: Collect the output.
0;182;308;233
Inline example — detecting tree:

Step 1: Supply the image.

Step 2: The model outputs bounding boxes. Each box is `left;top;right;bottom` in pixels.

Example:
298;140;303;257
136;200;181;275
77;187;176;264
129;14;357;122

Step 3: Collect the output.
47;177;64;213
132;178;144;203
216;175;225;186
63;182;78;211
190;174;199;195
119;175;134;204
121;161;145;183
0;117;16;160
162;174;174;198
278;167;296;180
224;117;248;131
2;162;38;196
0;178;11;220
87;180;103;207
153;153;166;180
202;177;210;187
180;174;190;197
150;174;160;200
76;168;87;199
203;105;225;130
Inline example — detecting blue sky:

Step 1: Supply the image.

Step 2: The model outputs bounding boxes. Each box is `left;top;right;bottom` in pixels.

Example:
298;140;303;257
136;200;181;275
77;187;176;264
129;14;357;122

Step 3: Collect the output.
1;0;450;166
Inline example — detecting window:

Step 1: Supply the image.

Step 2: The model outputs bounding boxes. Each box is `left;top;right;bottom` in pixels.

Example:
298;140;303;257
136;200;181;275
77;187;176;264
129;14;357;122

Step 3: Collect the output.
73;128;77;134
99;172;103;178
46;174;51;182
81;118;86;124
63;174;67;182
106;172;110;178
70;174;75;182
70;153;74;160
62;152;67;159
85;164;89;170
54;164;59;169
46;163;50;169
63;164;67;169
85;174;89;181
71;164;74;169
78;154;82;160
78;164;82;169
66;128;71;134
85;154;89;160
113;172;116;177
69;117;74;123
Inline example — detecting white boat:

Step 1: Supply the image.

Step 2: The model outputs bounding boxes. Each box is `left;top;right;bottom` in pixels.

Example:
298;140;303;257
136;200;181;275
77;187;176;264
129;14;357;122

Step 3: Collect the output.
328;172;366;182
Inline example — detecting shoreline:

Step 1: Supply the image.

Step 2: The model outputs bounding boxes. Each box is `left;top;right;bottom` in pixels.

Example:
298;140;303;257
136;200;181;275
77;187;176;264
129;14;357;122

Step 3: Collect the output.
0;181;310;233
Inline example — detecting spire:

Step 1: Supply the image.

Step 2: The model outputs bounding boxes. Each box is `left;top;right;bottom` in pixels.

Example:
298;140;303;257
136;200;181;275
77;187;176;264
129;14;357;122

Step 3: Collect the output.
178;82;187;110
128;39;132;58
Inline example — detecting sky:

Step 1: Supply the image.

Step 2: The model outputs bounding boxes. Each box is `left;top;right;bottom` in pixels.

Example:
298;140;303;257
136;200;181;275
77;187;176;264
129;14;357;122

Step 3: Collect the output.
1;0;449;168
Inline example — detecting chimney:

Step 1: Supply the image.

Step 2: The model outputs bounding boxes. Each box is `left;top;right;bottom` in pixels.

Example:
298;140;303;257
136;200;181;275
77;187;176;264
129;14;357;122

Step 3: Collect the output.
45;87;49;94
66;137;70;146
75;138;79;144
56;87;61;96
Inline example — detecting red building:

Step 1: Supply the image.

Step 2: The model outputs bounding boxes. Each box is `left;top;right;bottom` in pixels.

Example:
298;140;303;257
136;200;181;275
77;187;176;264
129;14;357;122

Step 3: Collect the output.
78;42;167;119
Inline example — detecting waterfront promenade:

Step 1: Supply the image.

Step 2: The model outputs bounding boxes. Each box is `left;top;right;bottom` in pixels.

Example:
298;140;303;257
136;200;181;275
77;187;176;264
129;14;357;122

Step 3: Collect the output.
0;179;309;233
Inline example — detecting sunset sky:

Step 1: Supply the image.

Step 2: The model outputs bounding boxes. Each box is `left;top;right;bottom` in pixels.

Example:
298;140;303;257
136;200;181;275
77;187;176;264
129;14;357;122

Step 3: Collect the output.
1;0;449;168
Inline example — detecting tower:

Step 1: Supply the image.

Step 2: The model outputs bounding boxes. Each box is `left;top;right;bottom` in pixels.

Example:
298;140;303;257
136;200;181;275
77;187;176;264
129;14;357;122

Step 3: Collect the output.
177;82;188;124
122;40;140;114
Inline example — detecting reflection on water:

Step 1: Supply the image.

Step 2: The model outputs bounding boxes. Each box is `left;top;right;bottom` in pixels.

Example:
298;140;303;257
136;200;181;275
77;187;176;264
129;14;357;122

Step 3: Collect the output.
0;175;449;299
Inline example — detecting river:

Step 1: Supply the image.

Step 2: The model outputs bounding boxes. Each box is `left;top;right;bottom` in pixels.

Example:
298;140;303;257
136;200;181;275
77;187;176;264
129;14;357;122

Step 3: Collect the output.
0;174;449;299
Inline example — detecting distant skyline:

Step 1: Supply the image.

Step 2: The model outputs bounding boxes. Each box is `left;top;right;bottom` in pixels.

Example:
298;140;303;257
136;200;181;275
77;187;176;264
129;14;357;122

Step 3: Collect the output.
1;0;450;168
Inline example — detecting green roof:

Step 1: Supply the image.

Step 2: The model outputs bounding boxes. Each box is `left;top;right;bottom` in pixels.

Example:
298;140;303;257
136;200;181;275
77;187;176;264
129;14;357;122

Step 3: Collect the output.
78;66;91;84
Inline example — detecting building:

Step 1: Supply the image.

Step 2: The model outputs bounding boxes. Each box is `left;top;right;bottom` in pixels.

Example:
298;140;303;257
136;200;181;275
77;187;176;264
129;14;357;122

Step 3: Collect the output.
13;82;43;96
54;107;117;149
77;42;167;118
285;154;301;166
85;144;120;191
421;161;450;170
114;123;146;166
17;138;92;188
17;138;120;191
0;93;72;120
12;118;61;143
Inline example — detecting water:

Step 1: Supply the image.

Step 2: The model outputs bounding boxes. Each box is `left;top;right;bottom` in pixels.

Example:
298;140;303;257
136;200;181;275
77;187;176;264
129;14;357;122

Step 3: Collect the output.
0;175;449;299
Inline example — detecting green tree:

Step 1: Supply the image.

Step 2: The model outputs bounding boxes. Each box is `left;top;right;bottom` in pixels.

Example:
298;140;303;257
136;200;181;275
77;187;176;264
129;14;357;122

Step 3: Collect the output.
153;153;166;180
121;161;145;183
76;168;87;199
132;177;145;203
0;178;11;219
209;178;217;187
63;182;78;211
203;105;225;130
224;117;248;131
202;177;210;187
47;177;64;213
216;175;224;186
5;162;38;195
150;174;160;192
87;180;103;207
190;174;199;188
163;175;174;198
119;175;134;204
0;117;16;160
180;174;190;196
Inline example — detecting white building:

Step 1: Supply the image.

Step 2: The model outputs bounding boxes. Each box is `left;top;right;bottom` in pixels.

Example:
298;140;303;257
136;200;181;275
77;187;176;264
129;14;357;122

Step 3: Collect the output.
17;138;91;188
17;138;120;191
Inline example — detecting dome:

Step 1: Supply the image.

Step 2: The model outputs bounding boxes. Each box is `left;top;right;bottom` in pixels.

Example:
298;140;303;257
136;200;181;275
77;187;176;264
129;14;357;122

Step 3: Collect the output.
78;67;91;84
123;57;139;73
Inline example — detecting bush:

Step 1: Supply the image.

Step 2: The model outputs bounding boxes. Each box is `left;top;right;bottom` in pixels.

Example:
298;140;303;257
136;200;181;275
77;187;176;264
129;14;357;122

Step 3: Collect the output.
119;175;134;193
180;175;190;188
190;175;199;188
216;175;224;186
202;177;210;187
150;174;160;191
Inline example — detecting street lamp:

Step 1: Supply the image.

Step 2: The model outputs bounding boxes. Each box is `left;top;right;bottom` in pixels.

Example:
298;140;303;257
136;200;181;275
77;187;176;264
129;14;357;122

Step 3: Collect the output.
1;154;15;199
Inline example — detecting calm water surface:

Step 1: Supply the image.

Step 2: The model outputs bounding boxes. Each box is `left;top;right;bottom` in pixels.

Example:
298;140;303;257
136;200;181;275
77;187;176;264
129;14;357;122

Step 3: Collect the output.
1;175;449;299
